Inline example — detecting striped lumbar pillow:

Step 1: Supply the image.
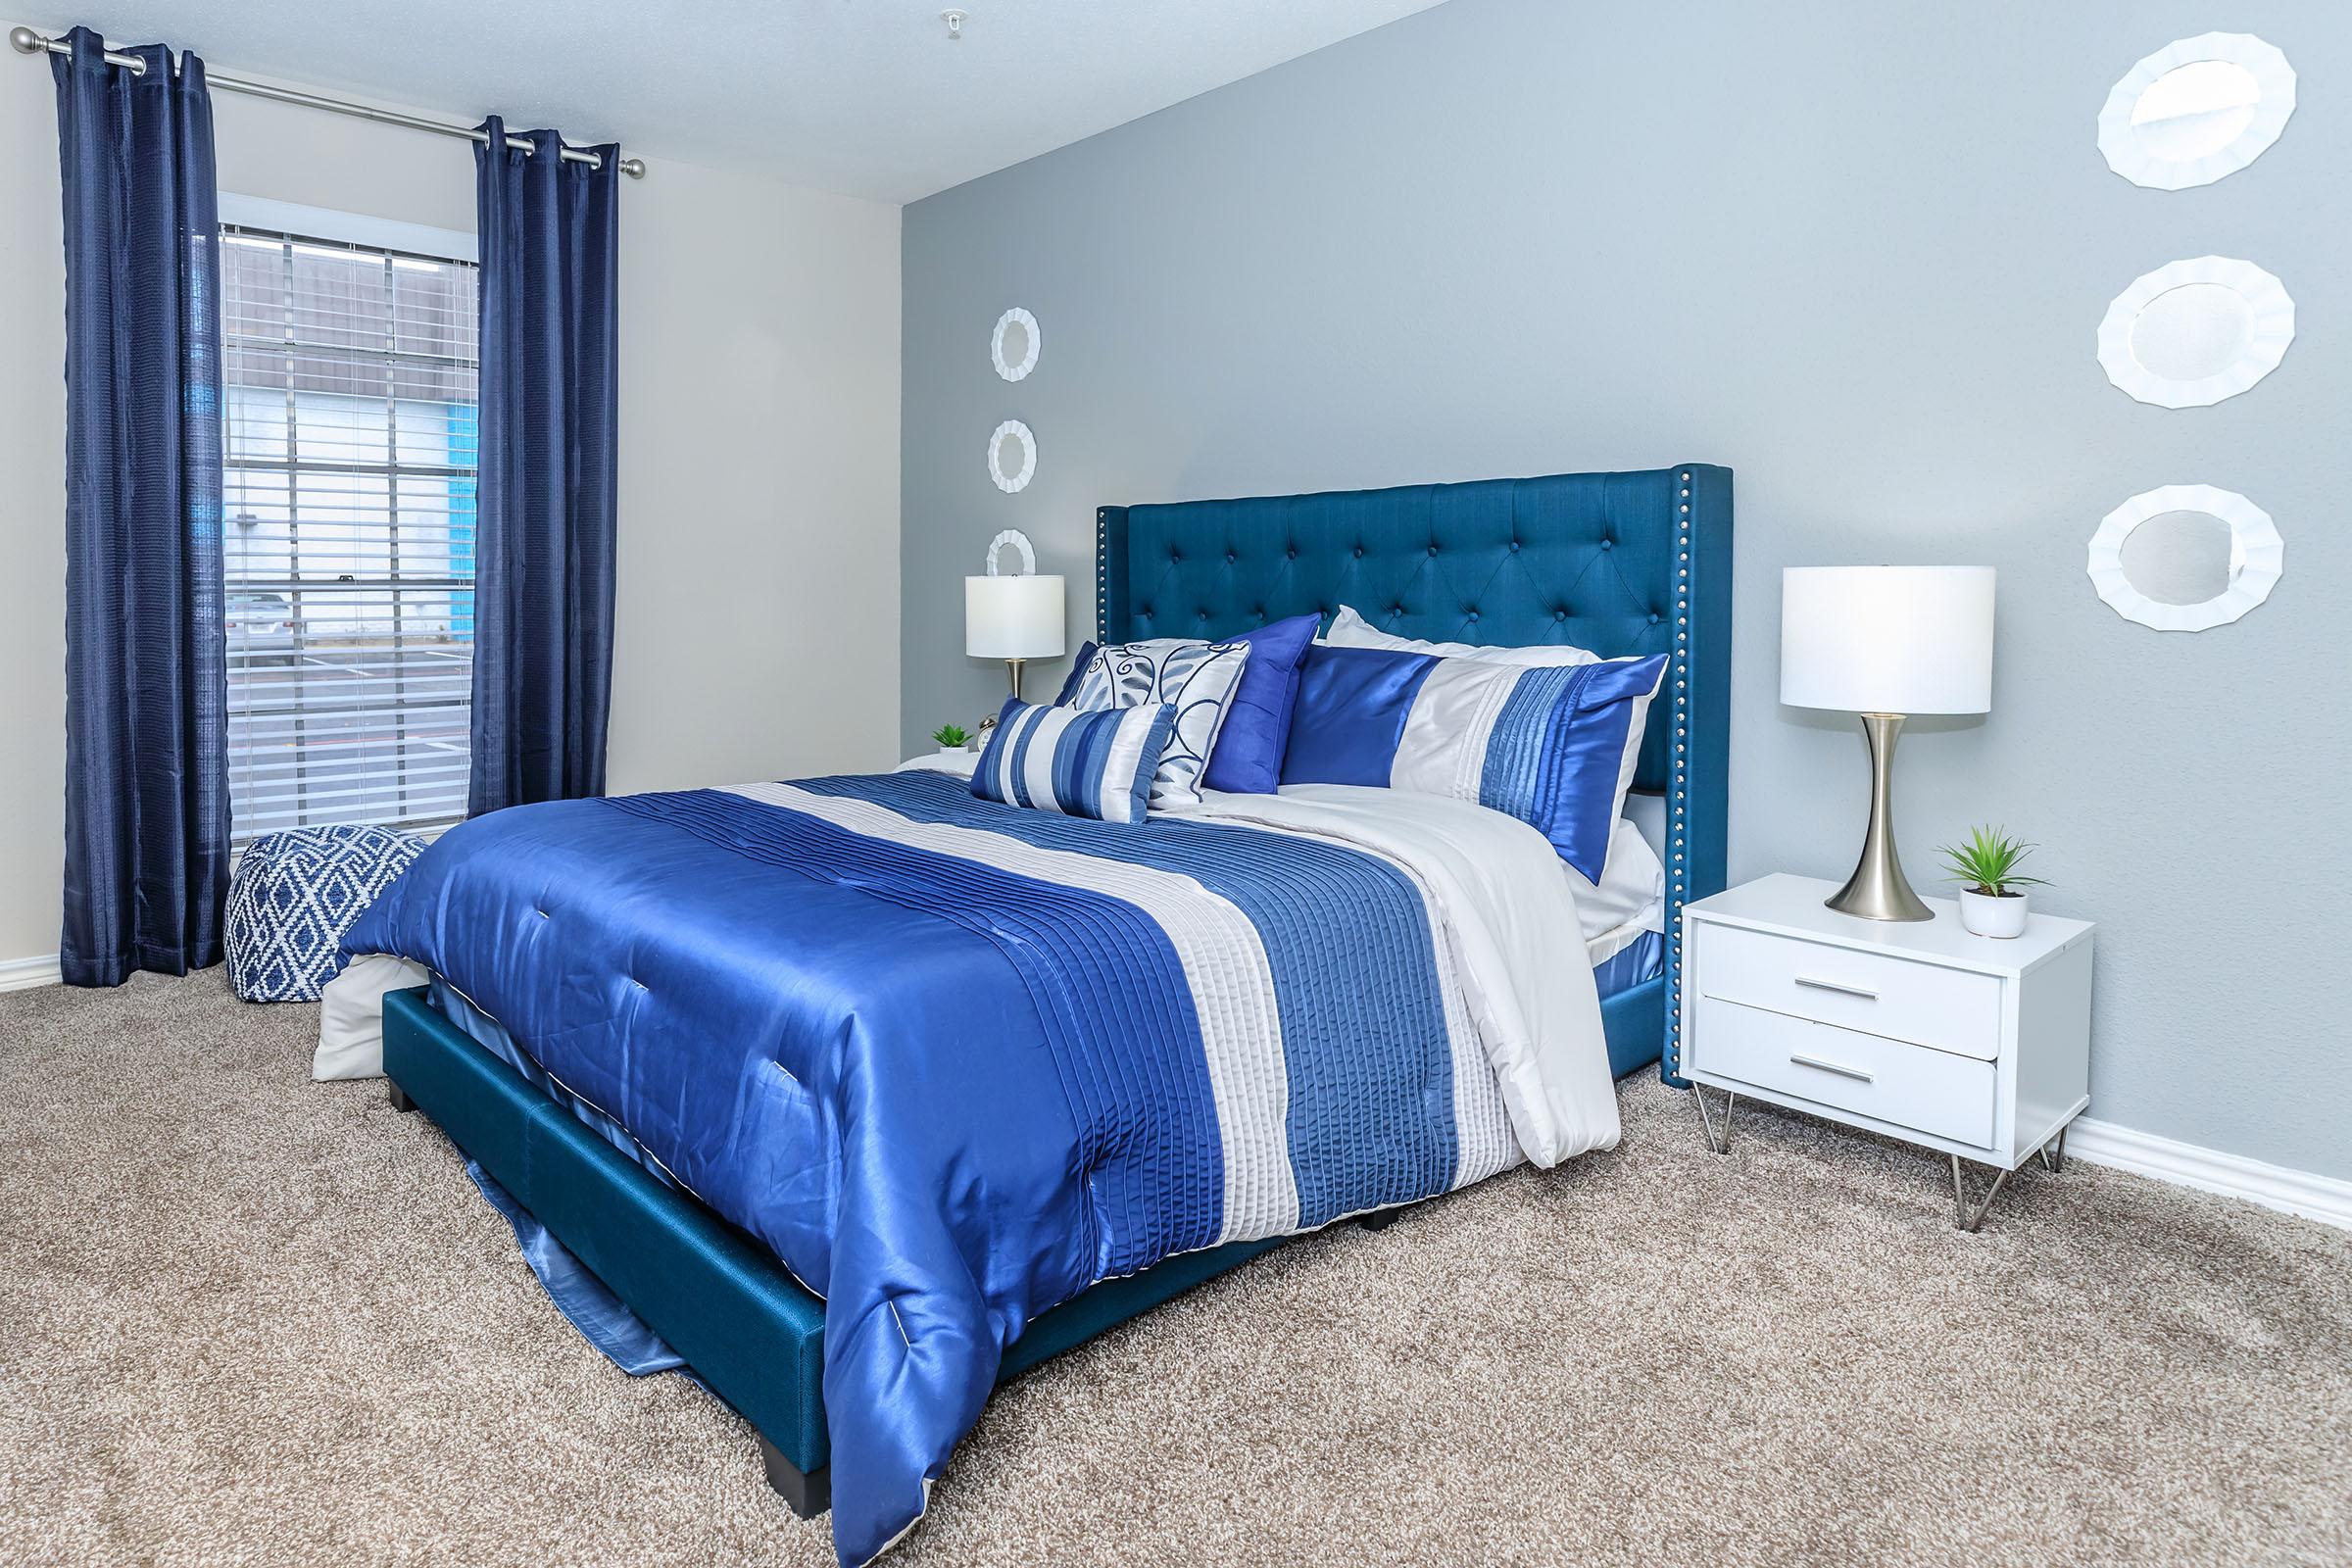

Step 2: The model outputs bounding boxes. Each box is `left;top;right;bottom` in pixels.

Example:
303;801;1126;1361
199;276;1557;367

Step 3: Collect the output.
970;698;1177;824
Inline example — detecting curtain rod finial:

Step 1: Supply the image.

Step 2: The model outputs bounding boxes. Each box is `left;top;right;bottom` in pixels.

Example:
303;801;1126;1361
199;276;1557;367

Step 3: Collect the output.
10;26;47;56
619;156;645;179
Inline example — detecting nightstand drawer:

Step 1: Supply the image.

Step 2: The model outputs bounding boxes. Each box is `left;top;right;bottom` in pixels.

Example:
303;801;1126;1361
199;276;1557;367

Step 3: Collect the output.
1690;997;1996;1148
1696;924;2002;1060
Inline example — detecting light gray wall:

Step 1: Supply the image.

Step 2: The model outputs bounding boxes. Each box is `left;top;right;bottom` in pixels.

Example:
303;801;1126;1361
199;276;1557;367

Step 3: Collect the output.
0;44;903;970
903;0;2351;1178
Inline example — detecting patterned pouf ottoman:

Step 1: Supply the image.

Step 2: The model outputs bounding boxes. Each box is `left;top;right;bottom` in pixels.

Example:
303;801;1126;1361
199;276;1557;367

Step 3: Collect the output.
226;824;427;1003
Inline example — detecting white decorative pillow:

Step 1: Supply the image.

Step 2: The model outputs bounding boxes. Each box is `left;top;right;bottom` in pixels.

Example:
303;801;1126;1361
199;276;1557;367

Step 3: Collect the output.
1066;637;1251;808
1324;604;1600;667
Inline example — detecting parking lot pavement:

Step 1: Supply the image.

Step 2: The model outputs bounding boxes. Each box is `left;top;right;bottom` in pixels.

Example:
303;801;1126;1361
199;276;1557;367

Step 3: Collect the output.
228;646;471;835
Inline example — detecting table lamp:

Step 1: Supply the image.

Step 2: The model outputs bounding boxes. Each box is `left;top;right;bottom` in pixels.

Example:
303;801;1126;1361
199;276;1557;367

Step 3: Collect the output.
965;528;1065;701
1782;566;1995;922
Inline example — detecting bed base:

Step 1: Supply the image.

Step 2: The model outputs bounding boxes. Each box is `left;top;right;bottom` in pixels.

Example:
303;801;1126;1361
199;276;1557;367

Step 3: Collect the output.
381;984;1290;1518
384;957;1668;1521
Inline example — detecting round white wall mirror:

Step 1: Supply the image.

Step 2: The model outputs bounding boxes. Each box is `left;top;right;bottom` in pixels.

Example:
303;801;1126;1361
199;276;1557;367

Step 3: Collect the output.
2088;484;2281;632
991;308;1040;382
988;419;1036;494
2097;257;2292;409
2098;32;2295;190
2120;511;2234;607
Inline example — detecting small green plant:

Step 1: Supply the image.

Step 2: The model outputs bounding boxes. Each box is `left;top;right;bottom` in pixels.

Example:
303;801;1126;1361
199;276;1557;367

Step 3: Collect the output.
1937;825;2047;898
931;723;971;750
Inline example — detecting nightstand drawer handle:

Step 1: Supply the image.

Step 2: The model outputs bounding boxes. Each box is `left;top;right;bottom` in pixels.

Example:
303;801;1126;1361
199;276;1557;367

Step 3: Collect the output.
1794;976;1879;1002
1789;1052;1874;1084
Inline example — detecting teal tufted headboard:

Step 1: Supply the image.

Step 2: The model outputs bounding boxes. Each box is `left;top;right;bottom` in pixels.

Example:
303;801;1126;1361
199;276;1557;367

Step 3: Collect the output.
1096;465;1733;1082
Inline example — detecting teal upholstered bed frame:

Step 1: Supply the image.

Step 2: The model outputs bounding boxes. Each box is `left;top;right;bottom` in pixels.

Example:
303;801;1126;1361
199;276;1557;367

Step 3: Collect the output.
380;463;1733;1519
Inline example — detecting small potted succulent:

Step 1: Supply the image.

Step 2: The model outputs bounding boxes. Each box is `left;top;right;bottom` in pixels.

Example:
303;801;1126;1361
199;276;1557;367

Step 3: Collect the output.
1938;825;2045;939
931;722;973;759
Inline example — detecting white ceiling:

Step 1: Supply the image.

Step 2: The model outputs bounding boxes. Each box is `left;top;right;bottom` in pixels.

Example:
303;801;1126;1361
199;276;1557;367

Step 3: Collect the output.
32;1;1450;203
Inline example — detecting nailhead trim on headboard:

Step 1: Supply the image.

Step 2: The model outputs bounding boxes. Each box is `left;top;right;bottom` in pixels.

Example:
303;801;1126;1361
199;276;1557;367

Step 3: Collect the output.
1664;470;1692;1081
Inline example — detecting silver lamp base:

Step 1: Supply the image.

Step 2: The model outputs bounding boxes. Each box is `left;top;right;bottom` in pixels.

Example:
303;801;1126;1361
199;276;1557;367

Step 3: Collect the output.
1826;712;1933;922
974;660;1032;744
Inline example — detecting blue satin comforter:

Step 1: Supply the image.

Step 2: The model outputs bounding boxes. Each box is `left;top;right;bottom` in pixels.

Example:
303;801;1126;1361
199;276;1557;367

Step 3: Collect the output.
343;770;1544;1563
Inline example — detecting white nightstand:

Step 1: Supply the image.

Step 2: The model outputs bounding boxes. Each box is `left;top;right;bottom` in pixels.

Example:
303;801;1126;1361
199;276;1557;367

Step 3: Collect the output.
1680;873;2094;1231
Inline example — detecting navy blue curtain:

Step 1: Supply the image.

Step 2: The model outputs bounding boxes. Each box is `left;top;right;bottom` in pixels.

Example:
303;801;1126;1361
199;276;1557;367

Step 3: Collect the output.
51;28;230;987
468;118;619;815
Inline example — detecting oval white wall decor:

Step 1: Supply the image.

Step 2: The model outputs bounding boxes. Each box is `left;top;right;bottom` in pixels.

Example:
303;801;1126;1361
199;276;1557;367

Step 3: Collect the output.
2096;257;2293;409
991;308;1040;381
2087;484;2281;632
2098;32;2295;190
982;527;1039;576
988;419;1036;494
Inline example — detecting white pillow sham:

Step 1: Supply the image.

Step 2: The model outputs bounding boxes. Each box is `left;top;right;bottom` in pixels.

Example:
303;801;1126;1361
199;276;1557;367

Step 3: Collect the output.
1064;637;1251;808
1323;604;1600;667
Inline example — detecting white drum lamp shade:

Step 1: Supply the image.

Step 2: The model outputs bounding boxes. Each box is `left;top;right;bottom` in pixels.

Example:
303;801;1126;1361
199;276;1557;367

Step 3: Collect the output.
964;573;1065;662
966;529;1065;703
1782;566;1995;924
1782;566;1995;714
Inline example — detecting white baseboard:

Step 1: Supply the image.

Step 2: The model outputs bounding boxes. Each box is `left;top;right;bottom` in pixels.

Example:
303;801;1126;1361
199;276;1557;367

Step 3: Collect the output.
2068;1116;2352;1231
0;954;62;993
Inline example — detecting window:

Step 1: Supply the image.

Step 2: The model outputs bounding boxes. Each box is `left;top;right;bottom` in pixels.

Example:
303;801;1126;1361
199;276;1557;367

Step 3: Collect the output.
220;218;478;844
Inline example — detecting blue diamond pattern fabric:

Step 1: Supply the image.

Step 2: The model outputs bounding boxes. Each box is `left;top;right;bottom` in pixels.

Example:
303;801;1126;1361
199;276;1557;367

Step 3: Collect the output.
226;826;426;1003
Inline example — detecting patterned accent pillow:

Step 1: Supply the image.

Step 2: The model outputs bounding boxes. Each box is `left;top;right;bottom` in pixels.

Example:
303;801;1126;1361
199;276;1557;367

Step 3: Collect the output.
226;824;427;1002
1280;642;1668;882
1065;637;1252;808
970;698;1176;824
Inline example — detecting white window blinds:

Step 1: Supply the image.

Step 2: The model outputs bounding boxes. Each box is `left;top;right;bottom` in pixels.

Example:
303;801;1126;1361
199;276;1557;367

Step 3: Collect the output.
220;222;479;845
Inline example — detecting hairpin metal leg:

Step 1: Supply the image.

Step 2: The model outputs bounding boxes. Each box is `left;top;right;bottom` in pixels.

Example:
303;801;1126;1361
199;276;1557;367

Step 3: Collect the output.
1950;1153;2014;1233
2038;1125;2069;1175
1692;1084;1736;1155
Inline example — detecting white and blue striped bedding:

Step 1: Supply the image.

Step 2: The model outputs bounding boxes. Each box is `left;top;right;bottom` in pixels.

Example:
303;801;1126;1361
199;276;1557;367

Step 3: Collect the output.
340;769;1618;1565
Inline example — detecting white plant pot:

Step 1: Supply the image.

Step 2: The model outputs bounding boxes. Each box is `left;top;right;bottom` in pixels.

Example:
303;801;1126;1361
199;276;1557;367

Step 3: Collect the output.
1957;888;2029;939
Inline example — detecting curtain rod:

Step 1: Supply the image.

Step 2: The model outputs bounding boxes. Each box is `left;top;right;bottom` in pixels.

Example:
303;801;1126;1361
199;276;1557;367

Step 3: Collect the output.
8;25;645;178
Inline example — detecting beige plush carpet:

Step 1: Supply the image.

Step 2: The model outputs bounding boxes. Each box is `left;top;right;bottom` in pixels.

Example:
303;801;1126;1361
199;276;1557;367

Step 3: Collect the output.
3;970;2347;1567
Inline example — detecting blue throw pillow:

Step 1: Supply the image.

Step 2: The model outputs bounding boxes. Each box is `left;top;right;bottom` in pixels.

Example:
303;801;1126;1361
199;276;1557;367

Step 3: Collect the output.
1281;642;1668;881
1052;645;1095;707
971;697;1176;825
1198;612;1320;796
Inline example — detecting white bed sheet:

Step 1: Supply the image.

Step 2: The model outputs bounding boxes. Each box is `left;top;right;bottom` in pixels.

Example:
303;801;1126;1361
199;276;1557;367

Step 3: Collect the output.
1580;817;1665;966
